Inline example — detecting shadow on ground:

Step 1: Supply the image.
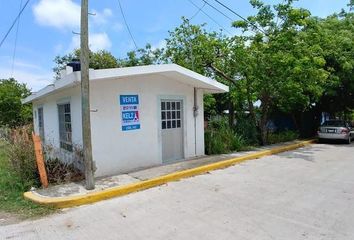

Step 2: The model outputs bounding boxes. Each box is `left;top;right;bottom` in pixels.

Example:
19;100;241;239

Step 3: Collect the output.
279;142;353;162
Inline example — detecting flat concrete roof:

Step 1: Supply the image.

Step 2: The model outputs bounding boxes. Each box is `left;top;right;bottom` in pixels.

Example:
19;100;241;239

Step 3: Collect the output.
23;64;229;104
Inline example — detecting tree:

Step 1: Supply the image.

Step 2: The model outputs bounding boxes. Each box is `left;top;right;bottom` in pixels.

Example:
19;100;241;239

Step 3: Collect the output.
119;44;167;67
305;12;354;117
0;78;32;127
231;0;330;144
53;46;166;79
164;18;234;120
53;49;119;79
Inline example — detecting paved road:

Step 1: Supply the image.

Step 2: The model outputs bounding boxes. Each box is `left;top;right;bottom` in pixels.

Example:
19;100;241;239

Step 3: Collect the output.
1;143;354;240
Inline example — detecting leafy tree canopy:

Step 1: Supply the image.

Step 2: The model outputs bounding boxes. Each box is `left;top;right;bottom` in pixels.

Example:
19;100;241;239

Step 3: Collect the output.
0;78;32;127
53;49;119;79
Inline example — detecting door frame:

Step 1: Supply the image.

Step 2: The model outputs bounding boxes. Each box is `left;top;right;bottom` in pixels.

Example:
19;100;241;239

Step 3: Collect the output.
157;95;187;163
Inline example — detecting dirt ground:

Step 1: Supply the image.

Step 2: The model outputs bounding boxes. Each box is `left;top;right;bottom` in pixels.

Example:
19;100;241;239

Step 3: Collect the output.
0;211;22;226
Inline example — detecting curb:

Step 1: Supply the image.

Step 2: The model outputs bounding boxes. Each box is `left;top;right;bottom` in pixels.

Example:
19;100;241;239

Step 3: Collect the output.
24;139;316;208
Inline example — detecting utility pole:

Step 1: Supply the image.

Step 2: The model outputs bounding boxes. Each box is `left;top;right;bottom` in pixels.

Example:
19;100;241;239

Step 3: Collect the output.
81;0;95;190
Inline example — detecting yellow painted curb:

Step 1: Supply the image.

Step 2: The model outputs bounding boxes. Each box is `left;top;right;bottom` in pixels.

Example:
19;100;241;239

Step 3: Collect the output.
24;139;316;208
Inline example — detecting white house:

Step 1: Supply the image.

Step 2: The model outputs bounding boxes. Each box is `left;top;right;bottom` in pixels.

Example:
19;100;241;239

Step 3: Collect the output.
23;64;228;177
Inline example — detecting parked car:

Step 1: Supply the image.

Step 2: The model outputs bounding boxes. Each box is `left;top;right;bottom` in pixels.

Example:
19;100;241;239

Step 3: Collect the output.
318;120;354;144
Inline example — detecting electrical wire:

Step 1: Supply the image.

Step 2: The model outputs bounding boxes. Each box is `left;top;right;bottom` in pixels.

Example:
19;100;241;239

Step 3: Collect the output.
201;0;233;21
211;0;266;34
11;0;23;77
187;0;232;35
189;2;206;20
0;0;30;48
117;0;138;49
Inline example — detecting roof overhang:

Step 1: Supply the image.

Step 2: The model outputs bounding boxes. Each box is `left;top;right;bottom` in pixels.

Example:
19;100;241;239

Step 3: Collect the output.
23;64;229;104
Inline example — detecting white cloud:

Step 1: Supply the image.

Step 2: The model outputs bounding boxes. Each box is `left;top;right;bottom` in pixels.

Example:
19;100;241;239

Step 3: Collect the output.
12;60;43;70
112;22;123;32
92;8;113;25
69;32;112;52
33;0;80;29
0;57;53;91
103;8;112;17
0;68;52;91
33;0;113;30
90;33;112;51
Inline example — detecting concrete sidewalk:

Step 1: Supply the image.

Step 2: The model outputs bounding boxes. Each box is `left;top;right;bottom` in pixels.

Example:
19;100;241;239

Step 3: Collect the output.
32;140;314;200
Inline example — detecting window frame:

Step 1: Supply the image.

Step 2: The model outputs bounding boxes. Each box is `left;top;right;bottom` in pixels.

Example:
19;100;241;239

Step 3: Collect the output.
37;107;45;142
57;102;73;152
161;100;182;130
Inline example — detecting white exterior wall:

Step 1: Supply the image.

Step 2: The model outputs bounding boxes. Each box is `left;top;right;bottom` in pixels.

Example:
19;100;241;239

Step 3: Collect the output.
32;86;83;164
32;74;205;177
90;74;204;177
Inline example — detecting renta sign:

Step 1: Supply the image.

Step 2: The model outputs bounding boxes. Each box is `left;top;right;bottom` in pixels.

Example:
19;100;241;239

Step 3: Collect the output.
119;95;140;131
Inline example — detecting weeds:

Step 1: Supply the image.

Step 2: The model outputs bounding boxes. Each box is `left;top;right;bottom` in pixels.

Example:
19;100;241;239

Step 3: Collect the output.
267;130;299;144
0;140;54;218
46;158;84;184
205;118;248;154
5;125;39;189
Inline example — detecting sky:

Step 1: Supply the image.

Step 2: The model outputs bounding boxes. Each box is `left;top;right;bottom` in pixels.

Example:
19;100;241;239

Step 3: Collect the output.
0;0;350;91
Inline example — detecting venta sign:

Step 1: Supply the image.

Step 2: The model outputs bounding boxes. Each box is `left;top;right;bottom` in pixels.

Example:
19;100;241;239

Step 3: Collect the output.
119;95;140;131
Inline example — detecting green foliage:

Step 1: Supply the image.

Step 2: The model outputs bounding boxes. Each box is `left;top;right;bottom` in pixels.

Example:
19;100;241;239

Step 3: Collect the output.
4;126;39;189
229;0;332;144
305;12;354;114
119;44;167;67
53;49;119;79
49;1;353;146
0;78;32;128
53;45;167;80
0;140;54;217
203;94;217;118
234;115;259;145
53;52;75;80
267;130;299;144
205;118;248;154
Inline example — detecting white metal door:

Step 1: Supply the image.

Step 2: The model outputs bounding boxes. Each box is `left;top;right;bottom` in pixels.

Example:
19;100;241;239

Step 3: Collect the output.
161;100;184;162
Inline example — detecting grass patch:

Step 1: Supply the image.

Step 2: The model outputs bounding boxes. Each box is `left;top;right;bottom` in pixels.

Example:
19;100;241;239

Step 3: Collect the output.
267;130;299;145
0;141;55;218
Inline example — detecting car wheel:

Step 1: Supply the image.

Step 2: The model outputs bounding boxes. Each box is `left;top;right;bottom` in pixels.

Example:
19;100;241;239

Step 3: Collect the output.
347;136;351;144
318;138;322;143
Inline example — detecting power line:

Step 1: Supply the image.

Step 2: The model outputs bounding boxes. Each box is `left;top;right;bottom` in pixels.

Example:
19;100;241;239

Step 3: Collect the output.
117;0;138;49
213;0;248;23
187;0;232;35
211;0;266;34
0;0;30;48
201;0;233;21
11;0;24;77
189;2;206;20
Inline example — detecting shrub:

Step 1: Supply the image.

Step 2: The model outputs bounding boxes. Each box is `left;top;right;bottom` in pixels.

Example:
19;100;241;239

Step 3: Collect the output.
4;125;39;189
205;118;247;154
46;158;84;184
267;130;299;144
4;125;85;187
234;115;259;145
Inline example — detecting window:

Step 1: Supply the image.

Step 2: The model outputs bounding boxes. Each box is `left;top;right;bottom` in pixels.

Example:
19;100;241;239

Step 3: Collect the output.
161;100;182;130
38;107;45;142
58;103;72;152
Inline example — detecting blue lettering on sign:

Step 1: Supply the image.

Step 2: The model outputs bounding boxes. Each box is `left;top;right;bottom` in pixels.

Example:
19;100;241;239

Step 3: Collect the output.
120;95;139;105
